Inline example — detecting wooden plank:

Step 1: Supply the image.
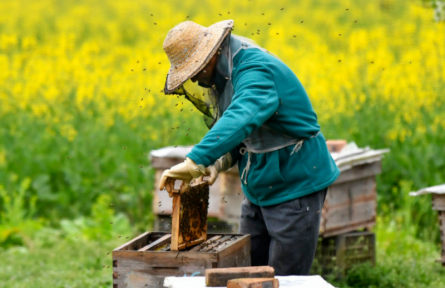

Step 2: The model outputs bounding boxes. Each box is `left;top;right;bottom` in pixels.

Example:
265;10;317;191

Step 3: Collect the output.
227;278;279;288
177;238;206;250
205;266;275;287
138;234;171;251
189;236;223;252
333;161;382;184
326;177;376;207
170;194;181;251
433;194;445;211
217;235;251;268
322;220;375;237
325;200;376;231
113;232;150;251
199;236;232;253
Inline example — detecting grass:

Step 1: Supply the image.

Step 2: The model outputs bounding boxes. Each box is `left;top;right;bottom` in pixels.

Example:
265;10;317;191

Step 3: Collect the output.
0;218;443;288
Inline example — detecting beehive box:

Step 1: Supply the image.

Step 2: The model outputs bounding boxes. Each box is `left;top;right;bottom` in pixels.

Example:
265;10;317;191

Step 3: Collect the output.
112;232;251;288
311;231;376;278
432;194;445;266
320;161;382;237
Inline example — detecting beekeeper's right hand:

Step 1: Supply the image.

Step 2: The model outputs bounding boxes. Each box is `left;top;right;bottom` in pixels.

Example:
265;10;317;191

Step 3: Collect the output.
159;157;206;197
195;152;233;186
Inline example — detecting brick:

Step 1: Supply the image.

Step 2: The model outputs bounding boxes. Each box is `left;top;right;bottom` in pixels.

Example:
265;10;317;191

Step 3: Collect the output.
326;140;347;152
205;266;275;287
227;278;279;288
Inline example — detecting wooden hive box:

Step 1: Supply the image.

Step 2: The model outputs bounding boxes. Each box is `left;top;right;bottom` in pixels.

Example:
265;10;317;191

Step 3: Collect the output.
432;194;445;266
112;232;251;288
320;161;382;237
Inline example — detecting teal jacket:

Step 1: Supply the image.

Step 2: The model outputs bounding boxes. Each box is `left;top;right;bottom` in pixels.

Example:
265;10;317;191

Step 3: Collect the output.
186;47;340;206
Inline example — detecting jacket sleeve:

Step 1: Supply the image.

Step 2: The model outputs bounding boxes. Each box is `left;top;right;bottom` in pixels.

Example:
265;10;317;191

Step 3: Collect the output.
186;61;280;167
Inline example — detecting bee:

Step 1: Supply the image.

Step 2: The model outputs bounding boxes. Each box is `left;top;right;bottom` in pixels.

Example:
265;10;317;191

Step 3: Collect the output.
137;60;139;63
141;98;143;101
219;13;222;16
301;21;304;23
268;23;271;25
281;7;285;10
338;60;341;62
154;23;157;25
186;15;189;18
339;34;341;36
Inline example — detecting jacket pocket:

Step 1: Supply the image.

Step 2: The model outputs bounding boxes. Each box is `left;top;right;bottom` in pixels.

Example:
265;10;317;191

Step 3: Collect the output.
246;150;288;201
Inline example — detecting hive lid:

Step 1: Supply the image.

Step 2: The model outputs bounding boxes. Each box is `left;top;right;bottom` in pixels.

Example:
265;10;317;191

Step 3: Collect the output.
149;145;193;162
409;184;445;196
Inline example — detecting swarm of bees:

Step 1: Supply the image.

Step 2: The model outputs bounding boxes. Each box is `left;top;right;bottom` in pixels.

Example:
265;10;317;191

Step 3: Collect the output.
178;183;209;242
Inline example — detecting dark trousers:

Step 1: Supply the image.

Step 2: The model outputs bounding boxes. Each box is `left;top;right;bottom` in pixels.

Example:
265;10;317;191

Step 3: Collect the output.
238;188;328;276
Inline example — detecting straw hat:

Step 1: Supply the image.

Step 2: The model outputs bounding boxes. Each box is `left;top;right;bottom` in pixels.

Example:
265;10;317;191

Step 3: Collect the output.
163;19;234;93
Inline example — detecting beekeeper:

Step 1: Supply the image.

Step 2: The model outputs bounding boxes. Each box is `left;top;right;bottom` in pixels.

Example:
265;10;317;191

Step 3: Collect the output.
159;19;340;275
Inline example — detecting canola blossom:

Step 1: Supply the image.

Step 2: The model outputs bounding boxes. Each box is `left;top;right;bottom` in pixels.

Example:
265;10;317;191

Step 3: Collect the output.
0;0;444;227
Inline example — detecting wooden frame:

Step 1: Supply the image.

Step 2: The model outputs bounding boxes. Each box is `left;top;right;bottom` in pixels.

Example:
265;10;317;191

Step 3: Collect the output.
170;181;209;251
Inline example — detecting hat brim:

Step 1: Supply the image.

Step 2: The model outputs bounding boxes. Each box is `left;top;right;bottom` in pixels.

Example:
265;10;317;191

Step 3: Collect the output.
164;20;234;94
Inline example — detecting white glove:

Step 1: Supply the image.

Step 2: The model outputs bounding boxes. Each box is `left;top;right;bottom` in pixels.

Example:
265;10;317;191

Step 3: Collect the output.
159;157;207;197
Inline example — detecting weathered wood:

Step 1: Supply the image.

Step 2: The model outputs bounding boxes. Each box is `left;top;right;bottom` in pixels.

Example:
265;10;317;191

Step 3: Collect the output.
205;266;275;287
333;161;382;185
438;211;445;265
227;278;279;288
432;194;445;211
217;236;251;268
113;232;150;251
170;194;181;251
112;232;251;288
322;220;375;237
189;236;223;252
325;200;376;231
325;177;376;206
138;234;171;251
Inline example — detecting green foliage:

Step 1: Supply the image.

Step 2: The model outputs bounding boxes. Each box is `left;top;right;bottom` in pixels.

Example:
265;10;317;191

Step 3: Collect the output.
0;178;43;249
333;218;445;288
60;194;134;242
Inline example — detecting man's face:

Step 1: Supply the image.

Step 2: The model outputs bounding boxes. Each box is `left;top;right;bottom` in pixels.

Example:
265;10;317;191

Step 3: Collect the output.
190;53;218;87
